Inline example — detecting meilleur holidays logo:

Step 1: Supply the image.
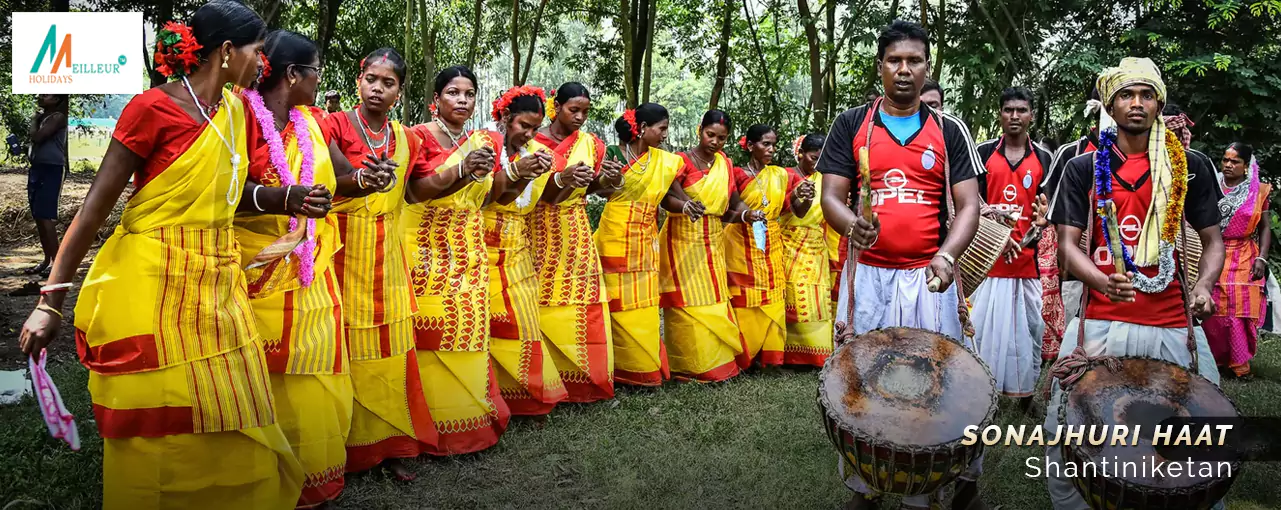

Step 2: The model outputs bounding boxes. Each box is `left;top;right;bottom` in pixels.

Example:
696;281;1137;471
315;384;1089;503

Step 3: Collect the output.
12;12;144;94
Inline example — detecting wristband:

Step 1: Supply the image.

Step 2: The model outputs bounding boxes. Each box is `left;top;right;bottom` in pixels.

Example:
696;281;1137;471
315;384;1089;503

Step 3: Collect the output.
283;186;292;213
935;251;956;265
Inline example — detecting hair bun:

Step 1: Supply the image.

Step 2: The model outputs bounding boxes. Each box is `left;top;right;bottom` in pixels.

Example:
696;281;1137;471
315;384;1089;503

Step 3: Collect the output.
154;22;203;78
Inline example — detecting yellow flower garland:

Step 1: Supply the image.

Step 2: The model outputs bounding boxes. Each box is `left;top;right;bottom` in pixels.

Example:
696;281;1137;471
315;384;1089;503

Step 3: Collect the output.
1161;129;1188;243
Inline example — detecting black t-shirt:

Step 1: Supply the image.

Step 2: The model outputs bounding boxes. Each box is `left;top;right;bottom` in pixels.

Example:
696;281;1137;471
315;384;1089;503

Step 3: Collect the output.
816;103;982;251
817;103;980;185
1049;147;1220;231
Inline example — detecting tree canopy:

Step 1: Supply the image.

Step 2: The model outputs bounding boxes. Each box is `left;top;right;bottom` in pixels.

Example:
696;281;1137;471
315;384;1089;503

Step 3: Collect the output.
1;0;1277;166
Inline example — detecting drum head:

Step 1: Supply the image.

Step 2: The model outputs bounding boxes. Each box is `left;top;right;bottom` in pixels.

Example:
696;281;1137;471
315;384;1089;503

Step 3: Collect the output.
819;327;996;447
1064;358;1239;489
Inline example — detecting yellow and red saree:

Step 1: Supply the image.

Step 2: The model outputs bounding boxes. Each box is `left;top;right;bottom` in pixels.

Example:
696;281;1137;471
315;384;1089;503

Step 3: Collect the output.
237;105;350;507
328;114;437;473
596;146;686;385
824;223;848;311
531;130;614;402
402;130;510;454
659;152;745;382
725;164;790;366
486;139;568;415
75;87;302;509
778;169;833;367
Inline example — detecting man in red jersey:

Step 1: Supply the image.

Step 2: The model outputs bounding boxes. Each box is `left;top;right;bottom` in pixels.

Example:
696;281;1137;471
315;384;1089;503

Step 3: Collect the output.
818;20;984;510
972;86;1053;412
1044;57;1225;509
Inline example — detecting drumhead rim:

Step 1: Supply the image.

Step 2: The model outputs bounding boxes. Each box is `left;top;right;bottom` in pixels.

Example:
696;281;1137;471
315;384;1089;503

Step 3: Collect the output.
1057;355;1243;495
817;326;1000;450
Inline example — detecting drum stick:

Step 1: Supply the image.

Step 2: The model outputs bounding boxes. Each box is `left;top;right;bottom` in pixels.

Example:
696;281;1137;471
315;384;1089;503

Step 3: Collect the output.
857;147;873;221
1102;201;1128;275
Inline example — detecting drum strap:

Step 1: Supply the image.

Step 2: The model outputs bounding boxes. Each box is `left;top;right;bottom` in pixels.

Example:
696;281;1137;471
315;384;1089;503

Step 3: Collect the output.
1080;166;1200;374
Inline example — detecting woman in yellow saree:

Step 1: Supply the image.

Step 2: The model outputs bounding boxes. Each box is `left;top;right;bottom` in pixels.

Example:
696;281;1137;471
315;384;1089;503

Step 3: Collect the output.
237;32;404;507
659;110;762;382
531;82;620;402
19;3;304;507
726;124;794;367
402;67;543;454
596;103;704;386
778;133;831;367
327;48;437;480
484;85;568;416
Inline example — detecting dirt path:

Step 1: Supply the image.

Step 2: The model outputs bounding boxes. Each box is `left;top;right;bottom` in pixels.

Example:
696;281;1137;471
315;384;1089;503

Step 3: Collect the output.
0;168;118;369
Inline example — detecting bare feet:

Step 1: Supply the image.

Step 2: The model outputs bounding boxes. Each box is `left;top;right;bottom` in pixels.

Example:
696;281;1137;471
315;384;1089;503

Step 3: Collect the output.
382;458;416;482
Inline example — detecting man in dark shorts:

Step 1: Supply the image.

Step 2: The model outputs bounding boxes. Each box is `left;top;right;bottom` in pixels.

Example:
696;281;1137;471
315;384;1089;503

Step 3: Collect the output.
26;94;68;276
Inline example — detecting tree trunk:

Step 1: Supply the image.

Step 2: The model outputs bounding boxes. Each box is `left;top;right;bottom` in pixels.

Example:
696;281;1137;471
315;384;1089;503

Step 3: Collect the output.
625;0;652;108
932;0;946;80
741;0;776;118
466;0;485;68
510;0;522;86
823;0;836;124
317;0;343;65
641;0;657;103
403;0;414;120
519;0;551;85
887;0;900;24
799;0;823;128
919;0;927;29
418;0;436;123
708;0;732;110
619;0;636;107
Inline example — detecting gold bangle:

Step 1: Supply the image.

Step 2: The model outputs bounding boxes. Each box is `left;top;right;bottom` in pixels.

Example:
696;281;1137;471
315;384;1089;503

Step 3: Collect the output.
36;304;63;320
935;251;956;265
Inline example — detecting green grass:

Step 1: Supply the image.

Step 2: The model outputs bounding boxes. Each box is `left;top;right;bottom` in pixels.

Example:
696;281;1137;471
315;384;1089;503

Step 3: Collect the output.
2;341;1279;509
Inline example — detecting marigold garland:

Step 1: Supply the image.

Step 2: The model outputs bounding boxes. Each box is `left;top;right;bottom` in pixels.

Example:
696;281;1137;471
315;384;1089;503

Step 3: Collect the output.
153;22;202;78
792;135;805;158
1162;128;1188;243
490;85;547;122
622;109;639;138
544;91;557;121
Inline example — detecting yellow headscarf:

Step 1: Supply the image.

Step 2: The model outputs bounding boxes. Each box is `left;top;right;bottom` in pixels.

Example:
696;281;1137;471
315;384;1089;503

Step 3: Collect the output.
1095;57;1174;267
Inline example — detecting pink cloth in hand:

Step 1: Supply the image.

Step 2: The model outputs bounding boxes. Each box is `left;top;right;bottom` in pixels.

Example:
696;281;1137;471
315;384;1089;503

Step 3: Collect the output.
29;349;79;451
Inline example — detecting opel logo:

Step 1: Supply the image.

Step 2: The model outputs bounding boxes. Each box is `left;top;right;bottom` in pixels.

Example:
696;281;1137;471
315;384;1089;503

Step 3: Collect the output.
1002;184;1017;202
1119;215;1142;242
884;169;908;189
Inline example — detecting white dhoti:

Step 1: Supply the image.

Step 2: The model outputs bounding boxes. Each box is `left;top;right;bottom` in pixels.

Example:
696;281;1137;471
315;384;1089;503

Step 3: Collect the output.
833;263;978;507
1043;318;1221;510
1061;280;1084;322
972;277;1044;397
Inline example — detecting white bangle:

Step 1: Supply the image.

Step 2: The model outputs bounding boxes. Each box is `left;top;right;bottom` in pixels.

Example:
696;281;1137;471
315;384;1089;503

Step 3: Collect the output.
252;185;266;212
457;160;466;180
1255;257;1268;265
554;172;564;188
740;210;749;223
40;282;73;293
283;186;292;213
935;251;955;265
356;169;367;189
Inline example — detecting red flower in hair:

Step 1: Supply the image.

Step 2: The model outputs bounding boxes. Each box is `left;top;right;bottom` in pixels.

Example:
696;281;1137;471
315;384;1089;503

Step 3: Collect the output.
491;85;548;122
622;110;639;138
257;52;271;83
738;135;749;151
153;21;202;78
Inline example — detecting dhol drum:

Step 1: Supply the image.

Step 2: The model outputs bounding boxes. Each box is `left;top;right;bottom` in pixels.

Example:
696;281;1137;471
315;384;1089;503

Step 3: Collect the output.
818;327;998;496
956;213;1015;298
1059;357;1240;510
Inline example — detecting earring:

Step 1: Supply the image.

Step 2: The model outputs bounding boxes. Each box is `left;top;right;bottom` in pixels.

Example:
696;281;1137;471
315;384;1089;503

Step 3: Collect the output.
290;77;296;87
221;54;229;69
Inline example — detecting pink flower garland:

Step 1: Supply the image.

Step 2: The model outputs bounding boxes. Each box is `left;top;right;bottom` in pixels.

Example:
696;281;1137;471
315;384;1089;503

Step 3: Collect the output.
244;89;317;287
